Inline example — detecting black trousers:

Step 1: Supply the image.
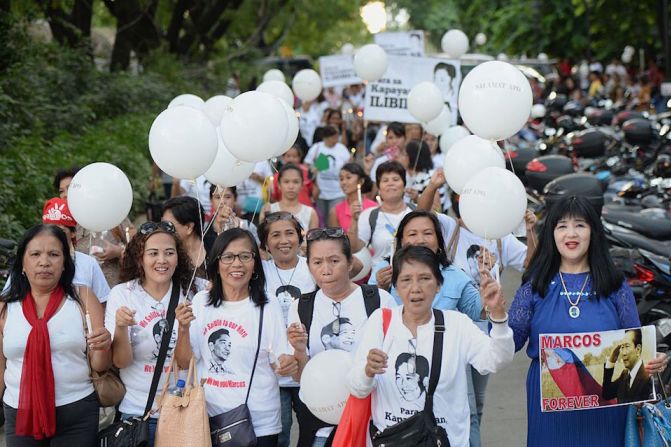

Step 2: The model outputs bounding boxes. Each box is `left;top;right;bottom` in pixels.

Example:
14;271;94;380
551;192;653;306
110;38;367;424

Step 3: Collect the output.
256;434;279;447
4;393;99;447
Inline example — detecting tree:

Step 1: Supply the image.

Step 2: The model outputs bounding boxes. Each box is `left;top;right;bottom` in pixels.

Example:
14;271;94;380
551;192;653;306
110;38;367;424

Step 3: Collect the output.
36;0;93;49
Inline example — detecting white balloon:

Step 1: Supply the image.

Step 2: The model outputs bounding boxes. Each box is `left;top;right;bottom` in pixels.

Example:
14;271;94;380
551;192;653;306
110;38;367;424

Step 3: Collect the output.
424;106;452;136
458;61;533;140
257;80;294;106
441;29;469;58
353;44;388;82
622;52;633;64
168;94;204;110
439;125;470;153
341;43;354;55
475;33;487;46
460;167;527;239
149;106;218;179
407;82;443;123
299;350;352;425
67;163;133;232
351;247;372;282
273;100;299;157
624;45;635;55
203;95;233;126
531;104;546;118
497;53;508;61
204;129;256;187
263;69;285;83
443;135;505;194
220;91;288;162
538;52;548;61
292;69;322;102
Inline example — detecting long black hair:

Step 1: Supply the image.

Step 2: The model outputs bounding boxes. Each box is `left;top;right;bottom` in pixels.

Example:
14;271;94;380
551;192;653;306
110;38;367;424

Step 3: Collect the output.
404;139;434;172
1;224;78;304
206;228;267;307
522;195;623;298
395;211;450;268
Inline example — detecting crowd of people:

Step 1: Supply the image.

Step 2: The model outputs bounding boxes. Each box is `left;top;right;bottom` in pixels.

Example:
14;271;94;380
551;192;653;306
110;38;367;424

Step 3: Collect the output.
1;55;670;447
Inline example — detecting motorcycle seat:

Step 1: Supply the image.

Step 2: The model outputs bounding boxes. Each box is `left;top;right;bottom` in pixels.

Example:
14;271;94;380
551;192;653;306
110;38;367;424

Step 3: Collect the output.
606;226;671;258
602;209;671;240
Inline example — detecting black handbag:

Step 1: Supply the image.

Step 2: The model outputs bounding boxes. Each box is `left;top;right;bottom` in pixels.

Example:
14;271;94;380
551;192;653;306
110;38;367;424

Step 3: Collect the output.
210;305;265;447
370;309;450;447
97;279;181;447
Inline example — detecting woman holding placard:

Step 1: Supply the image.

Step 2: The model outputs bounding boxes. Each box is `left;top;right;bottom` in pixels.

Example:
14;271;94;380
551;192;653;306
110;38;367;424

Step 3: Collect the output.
509;195;669;446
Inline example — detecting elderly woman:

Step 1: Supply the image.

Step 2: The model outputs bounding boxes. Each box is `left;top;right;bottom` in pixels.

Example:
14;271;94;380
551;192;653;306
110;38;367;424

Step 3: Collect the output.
287;228;396;447
0;224;111;445
104;220;199;445
349;246;514;446
174;228;298;447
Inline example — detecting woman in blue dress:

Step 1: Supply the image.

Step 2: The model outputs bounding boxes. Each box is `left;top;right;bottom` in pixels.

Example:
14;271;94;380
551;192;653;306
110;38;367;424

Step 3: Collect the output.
509;195;668;446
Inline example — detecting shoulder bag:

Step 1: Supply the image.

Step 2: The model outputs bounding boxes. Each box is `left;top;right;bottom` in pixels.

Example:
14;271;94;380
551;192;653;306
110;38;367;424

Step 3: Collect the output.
369;309;450;447
97;279;181;447
625;373;671;447
209;304;265;447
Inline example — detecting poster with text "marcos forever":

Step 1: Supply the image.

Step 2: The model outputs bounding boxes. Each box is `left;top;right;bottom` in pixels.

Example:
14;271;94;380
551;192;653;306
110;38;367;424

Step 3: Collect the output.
363;56;461;125
539;326;657;412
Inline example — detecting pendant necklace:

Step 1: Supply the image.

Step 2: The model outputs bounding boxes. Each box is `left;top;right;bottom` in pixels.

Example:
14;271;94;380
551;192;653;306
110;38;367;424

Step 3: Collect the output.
559;272;590;319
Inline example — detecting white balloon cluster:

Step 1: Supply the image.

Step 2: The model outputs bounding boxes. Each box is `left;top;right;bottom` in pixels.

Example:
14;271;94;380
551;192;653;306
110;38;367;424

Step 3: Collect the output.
622;45;635;64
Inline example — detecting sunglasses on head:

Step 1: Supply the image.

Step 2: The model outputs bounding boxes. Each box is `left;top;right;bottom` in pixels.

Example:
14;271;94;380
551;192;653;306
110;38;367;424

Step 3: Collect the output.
265;212;297;224
139;221;176;236
306;227;345;242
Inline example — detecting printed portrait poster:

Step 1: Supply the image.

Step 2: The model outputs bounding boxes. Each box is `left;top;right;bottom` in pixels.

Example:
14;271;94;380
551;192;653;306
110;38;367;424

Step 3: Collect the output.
319;54;362;88
374;30;425;57
363;56;461;125
539;326;657;412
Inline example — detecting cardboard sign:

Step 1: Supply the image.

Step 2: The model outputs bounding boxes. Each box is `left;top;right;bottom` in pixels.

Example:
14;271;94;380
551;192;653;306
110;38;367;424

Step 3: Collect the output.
319;55;362;88
374;30;425;57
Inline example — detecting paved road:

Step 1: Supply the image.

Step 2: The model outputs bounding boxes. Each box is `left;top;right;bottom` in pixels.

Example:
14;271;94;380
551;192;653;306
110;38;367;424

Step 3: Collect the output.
0;271;528;447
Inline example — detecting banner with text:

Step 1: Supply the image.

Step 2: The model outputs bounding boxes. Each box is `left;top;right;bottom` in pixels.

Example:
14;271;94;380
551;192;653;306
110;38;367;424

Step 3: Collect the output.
363;56;461;124
539;326;656;412
374;30;425;57
319;55;362;88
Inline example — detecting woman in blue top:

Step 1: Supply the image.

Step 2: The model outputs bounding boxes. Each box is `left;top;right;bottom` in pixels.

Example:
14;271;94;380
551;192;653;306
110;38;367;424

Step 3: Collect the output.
509;195;668;447
368;210;481;321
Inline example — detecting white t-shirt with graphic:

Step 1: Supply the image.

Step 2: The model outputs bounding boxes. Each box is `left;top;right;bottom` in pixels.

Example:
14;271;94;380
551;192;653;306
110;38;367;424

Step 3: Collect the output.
358;207;413;266
188;292;289;437
349;307;514;447
287;285;396;438
104;280;187;417
262;257;316;387
304;142;351;200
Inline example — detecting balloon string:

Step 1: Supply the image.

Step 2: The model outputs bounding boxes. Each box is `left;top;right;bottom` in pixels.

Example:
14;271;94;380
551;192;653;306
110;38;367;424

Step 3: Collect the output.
203;185;225;236
503;140;516;176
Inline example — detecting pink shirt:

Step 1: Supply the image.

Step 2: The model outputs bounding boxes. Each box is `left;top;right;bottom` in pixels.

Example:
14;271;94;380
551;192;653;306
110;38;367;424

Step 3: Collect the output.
334;198;377;233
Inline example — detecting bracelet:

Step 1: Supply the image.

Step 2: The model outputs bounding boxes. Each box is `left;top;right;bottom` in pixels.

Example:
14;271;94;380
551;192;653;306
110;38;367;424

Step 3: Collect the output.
487;312;509;325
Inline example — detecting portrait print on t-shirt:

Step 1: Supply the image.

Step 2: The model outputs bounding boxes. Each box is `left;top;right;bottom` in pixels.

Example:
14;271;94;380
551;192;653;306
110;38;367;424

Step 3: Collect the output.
395;351;430;402
465;244;498;286
208;328;234;375
151;318;176;360
321;302;357;350
276;285;302;322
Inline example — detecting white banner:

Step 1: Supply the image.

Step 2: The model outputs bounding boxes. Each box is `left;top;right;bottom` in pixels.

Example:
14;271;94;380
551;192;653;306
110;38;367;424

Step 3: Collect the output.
374;30;425;57
364;56;461;124
318;55;362;88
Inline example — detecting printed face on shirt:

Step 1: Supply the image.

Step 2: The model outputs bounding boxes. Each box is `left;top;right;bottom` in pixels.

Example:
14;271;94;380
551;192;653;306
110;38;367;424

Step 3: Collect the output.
142;233;178;288
208;329;232;372
151;318;176;359
395;352;430;402
266;220;300;266
401;217;440;254
378;172;405;203
320;317;356;350
339;169;361;196
22;232;65;291
553;216;591;267
465;244;496;286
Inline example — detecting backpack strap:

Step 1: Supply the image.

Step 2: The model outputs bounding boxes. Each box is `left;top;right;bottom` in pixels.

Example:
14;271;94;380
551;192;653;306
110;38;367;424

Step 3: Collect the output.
424;309;445;414
368;207;380;246
298;290;317;351
360;284;381;317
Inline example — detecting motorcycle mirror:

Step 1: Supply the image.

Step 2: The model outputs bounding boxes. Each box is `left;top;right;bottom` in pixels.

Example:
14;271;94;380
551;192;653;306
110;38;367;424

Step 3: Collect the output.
661;124;670;137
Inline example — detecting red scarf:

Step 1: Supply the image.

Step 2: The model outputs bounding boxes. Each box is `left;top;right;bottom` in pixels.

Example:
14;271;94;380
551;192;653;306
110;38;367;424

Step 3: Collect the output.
16;286;65;439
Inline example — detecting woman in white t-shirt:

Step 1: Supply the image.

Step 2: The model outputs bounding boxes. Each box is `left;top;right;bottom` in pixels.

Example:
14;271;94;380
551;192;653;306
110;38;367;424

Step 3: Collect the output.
104;220;200;445
257;212;316;447
353;160;414;267
349;246;514;447
287;227;396;447
304;125;352;220
174;228;298;447
261;164;318;232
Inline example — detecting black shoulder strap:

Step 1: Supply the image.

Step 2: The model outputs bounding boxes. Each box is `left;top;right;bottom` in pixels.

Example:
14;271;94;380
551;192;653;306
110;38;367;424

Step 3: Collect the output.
143;278;181;416
245;304;264;404
360;284;381;317
424;309;445;414
368;207;380;246
298;291;317;350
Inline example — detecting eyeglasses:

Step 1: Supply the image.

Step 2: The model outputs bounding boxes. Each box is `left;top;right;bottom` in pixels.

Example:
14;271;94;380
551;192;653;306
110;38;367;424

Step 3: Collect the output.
219;251;255;264
265;212;296;223
139;221;176;236
332;302;342;336
306;227;346;241
407;338;417;375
